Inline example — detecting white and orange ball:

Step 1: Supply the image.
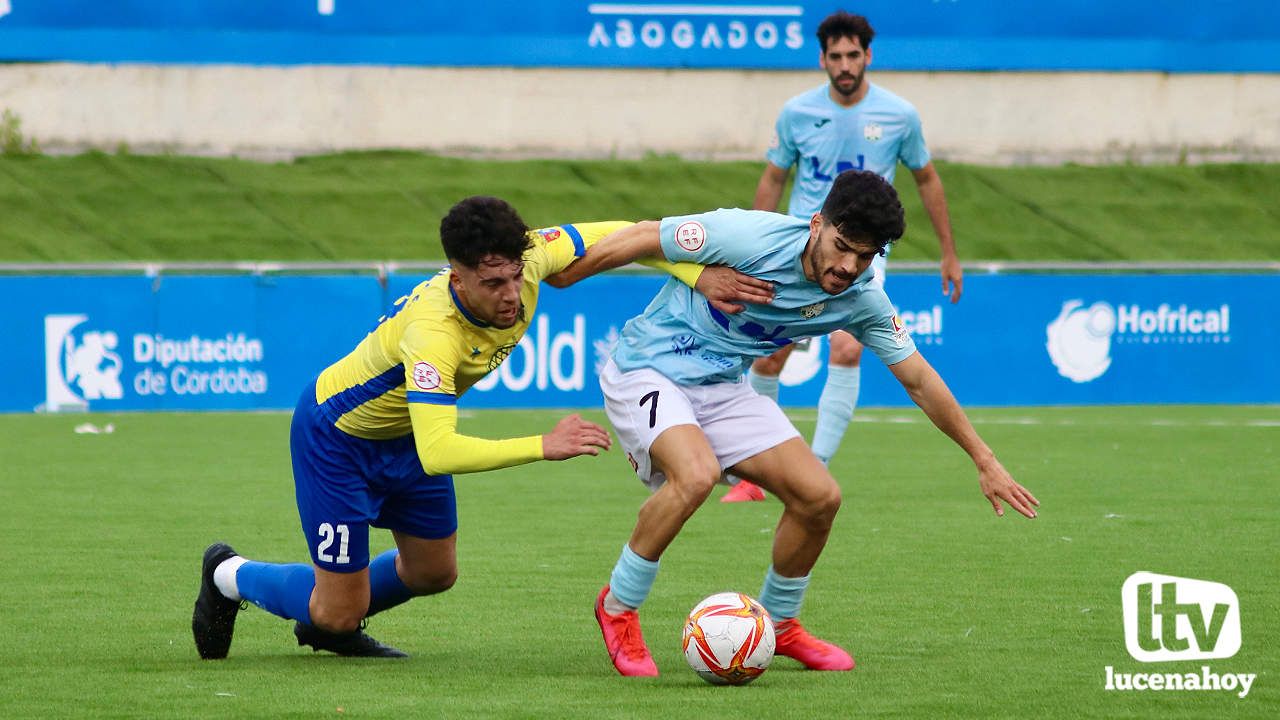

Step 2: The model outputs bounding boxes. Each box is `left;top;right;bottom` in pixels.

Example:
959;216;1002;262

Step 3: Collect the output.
682;592;776;685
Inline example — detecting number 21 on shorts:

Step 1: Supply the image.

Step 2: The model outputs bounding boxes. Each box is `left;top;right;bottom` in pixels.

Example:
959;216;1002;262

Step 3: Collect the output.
316;522;350;564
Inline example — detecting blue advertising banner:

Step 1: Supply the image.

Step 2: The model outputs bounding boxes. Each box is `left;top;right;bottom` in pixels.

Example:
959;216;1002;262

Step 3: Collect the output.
1;271;1276;414
0;1;1276;72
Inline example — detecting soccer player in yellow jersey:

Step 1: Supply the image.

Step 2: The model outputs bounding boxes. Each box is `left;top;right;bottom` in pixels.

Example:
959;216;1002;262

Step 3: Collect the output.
192;196;775;659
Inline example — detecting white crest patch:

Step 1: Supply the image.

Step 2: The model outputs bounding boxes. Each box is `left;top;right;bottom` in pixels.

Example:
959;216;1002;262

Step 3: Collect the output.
801;302;826;319
890;313;910;347
674;221;707;252
864;122;883;141
413;361;441;390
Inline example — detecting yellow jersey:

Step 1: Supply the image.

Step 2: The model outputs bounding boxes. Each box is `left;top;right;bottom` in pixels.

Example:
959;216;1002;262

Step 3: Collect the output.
311;221;697;475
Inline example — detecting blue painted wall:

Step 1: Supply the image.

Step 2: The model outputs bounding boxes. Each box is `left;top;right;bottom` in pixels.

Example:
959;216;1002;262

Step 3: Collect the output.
0;1;1276;71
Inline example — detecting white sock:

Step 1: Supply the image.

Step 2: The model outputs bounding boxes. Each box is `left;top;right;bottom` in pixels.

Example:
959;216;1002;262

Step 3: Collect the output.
603;588;637;615
213;556;247;601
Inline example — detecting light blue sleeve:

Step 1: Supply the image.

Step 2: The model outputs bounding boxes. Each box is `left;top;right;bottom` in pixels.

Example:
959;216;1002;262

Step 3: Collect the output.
844;288;918;366
659;208;776;268
764;104;798;170
898;105;931;171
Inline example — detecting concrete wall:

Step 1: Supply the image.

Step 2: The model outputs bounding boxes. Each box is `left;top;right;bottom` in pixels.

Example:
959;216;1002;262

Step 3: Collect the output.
2;63;1278;164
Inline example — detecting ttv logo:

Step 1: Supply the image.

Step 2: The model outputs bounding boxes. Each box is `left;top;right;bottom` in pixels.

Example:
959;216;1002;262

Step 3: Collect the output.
807;155;866;182
1122;572;1241;662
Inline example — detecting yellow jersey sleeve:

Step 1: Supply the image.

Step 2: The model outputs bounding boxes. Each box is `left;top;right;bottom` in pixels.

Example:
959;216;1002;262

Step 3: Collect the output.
528;221;704;287
636;256;705;287
400;318;545;474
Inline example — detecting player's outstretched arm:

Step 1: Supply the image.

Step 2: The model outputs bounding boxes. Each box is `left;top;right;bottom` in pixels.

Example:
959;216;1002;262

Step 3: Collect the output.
544;220;773;314
545;221;663;288
694;266;775;314
542;414;612;460
888;352;1039;519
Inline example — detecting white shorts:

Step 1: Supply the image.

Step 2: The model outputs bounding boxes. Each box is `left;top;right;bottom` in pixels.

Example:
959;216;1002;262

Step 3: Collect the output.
600;358;801;492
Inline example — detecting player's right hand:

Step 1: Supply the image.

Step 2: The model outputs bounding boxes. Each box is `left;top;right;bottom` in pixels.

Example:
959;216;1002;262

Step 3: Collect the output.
696;265;775;314
542;413;612;460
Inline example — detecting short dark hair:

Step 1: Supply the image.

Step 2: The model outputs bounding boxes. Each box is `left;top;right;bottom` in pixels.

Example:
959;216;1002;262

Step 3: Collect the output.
816;11;874;53
439;196;532;267
820;170;905;251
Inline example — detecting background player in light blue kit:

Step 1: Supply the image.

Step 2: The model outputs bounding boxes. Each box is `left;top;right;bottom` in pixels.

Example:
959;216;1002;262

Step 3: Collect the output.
552;170;1037;677
728;11;964;502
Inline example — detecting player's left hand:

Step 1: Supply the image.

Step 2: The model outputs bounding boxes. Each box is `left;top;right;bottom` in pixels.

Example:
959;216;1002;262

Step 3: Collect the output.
696;265;775;314
977;457;1039;518
941;254;963;303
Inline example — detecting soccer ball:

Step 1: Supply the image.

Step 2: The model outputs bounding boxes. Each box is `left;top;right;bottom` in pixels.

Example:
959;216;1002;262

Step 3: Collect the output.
681;592;776;685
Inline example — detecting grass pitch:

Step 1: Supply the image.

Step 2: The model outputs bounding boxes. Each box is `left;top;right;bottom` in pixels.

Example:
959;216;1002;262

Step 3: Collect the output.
2;406;1277;719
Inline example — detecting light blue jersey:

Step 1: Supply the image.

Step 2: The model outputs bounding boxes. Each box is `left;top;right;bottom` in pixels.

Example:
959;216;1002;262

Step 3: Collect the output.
766;83;930;217
611;209;917;385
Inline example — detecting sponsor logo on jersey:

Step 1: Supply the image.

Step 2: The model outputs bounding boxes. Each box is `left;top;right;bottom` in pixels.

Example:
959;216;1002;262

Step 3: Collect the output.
413;361;441;390
800;302;825;318
890;313;910;348
672;334;699;355
674;221;706;252
863;122;883;141
814;118;831;128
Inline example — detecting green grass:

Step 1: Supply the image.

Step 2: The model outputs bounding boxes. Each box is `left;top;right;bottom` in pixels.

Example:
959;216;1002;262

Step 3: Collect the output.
2;406;1277;718
2;152;1278;262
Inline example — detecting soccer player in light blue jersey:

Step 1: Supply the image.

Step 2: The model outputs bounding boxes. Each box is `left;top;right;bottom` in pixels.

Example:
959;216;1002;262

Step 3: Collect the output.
727;11;964;502
552;170;1037;677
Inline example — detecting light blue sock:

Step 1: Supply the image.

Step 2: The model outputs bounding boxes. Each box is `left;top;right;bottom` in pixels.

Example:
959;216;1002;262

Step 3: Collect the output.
236;561;315;624
813;365;860;464
747;369;780;403
608;545;660;609
758;566;810;622
366;549;414;617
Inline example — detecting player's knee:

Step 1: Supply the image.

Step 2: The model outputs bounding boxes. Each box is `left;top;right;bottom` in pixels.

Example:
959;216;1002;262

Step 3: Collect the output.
753;355;786;376
792;481;842;530
401;566;457;596
828;333;863;366
666;457;722;506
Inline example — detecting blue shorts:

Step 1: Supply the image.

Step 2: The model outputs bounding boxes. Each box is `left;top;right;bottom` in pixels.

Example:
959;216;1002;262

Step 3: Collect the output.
291;381;457;573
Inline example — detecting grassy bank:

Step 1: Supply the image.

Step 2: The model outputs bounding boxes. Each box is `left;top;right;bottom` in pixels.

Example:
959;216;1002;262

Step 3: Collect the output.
1;152;1277;262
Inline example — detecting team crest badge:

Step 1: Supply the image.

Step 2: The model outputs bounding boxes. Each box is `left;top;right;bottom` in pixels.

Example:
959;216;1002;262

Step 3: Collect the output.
801;302;826;319
538;228;561;242
890;314;910;348
863;122;883;141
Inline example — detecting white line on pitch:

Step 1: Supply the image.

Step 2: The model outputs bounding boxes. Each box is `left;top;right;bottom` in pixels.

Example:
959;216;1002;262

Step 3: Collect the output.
783;413;1280;428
